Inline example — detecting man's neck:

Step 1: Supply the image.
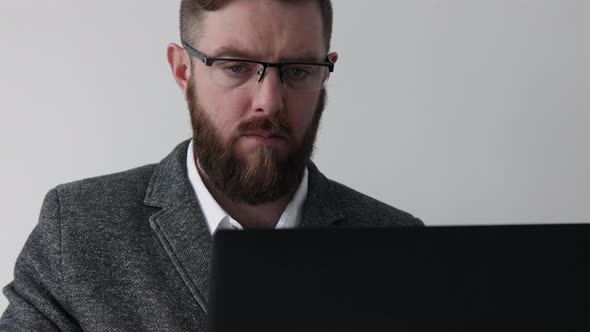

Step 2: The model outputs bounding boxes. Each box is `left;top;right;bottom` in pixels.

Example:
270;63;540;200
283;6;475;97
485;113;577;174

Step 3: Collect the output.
196;162;295;229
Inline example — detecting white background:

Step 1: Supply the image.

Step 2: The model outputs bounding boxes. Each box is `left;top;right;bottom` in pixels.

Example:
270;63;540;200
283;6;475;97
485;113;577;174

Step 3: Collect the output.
1;0;589;314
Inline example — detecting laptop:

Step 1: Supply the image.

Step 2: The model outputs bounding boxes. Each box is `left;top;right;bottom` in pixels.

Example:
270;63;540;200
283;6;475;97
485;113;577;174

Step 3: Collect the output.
207;225;590;332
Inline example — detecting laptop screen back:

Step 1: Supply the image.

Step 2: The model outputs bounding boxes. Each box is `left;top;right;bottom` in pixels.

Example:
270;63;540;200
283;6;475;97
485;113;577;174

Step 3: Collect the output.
208;225;590;332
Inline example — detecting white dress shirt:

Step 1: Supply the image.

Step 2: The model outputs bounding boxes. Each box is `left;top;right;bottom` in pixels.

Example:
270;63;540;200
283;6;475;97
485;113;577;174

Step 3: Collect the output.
186;140;308;234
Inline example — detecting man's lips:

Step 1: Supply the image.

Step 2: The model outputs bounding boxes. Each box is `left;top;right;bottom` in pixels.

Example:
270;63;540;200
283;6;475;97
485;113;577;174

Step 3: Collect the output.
241;132;288;147
242;131;287;139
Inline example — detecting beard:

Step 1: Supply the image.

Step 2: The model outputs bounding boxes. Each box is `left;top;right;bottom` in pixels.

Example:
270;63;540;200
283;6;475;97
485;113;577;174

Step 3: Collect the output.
187;80;326;205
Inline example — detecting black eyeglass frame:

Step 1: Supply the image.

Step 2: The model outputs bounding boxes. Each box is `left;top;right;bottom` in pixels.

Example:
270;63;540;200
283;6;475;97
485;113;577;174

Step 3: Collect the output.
181;41;334;85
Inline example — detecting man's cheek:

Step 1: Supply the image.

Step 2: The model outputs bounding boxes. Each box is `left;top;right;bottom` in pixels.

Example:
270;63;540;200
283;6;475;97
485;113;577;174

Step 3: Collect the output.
292;113;315;141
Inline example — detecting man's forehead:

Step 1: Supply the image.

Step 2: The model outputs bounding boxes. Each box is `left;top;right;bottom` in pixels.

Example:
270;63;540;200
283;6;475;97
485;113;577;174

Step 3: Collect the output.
195;0;325;60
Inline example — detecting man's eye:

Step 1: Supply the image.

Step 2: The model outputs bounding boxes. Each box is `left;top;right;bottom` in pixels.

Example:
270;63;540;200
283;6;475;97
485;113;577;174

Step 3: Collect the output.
221;63;254;75
227;65;245;73
284;66;313;79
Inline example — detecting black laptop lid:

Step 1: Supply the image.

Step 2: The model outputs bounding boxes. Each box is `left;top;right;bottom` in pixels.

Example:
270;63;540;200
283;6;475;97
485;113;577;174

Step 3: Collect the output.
208;225;590;332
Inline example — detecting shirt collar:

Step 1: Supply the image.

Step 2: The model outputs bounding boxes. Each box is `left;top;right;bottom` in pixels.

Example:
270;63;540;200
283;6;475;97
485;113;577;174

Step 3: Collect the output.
186;140;308;235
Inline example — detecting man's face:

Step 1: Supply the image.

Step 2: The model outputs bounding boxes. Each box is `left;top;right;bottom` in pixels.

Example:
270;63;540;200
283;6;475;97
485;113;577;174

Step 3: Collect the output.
186;0;333;204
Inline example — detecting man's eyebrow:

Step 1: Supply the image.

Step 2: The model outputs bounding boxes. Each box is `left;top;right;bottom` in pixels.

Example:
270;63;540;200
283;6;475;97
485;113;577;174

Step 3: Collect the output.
279;53;325;63
209;46;258;59
210;46;325;63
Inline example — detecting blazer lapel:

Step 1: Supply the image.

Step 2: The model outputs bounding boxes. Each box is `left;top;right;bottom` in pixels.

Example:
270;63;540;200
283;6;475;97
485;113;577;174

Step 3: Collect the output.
300;161;345;227
144;140;212;313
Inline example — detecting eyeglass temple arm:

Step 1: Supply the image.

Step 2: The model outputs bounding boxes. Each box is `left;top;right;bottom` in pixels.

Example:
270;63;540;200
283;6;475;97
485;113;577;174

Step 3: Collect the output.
325;56;335;72
181;41;210;64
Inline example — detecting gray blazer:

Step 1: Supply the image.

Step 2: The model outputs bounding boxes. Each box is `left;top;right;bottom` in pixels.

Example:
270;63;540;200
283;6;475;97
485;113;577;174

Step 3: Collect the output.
1;139;422;331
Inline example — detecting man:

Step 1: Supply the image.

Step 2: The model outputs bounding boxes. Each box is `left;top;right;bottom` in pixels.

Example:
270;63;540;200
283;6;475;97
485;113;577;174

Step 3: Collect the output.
1;0;422;330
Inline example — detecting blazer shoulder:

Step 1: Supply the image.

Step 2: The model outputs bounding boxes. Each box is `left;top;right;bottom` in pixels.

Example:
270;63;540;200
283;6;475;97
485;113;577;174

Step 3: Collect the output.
329;179;424;227
54;163;157;209
56;163;156;192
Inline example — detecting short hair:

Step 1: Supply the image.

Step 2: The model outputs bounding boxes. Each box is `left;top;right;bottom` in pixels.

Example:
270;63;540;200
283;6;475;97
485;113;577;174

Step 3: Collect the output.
179;0;333;52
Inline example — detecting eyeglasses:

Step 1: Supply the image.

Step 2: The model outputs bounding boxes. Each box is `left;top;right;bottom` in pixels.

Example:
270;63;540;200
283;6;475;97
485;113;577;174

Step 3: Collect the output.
182;41;334;92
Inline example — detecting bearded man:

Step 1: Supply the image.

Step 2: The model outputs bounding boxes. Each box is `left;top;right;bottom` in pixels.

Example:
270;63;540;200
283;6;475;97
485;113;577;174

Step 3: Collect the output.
1;0;422;330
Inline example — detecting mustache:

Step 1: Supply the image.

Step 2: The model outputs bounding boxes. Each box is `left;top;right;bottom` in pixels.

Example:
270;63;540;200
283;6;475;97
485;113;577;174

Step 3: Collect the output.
233;115;291;138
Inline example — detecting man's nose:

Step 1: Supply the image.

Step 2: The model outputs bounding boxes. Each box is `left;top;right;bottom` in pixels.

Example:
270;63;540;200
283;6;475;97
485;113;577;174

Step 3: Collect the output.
251;67;285;116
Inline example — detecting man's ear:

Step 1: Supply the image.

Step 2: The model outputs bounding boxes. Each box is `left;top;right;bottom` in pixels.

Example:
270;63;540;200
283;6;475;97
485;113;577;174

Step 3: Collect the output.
327;52;339;64
167;43;192;99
